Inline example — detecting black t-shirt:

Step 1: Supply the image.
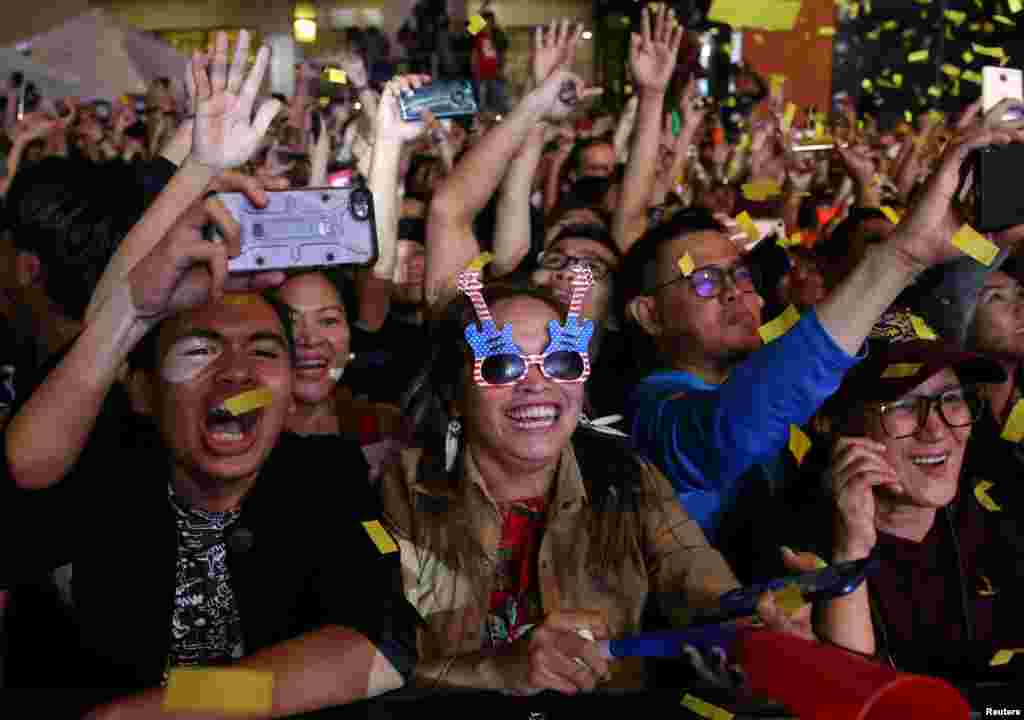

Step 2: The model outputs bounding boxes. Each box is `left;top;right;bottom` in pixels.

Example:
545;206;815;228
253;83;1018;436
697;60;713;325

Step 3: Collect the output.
1;382;418;715
344;313;428;404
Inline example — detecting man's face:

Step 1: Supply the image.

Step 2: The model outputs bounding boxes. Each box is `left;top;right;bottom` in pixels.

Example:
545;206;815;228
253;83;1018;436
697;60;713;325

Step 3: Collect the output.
650;231;764;367
577;142;616;179
972;271;1024;361
532;236;619;323
151;296;293;493
863;369;968;510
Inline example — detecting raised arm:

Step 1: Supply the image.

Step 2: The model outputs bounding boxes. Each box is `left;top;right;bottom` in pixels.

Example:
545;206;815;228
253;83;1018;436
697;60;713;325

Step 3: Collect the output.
613;3;684;254
85;30;282;323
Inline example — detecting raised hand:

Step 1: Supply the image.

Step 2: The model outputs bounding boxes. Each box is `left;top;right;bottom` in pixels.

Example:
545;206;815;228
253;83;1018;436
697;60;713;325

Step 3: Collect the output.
534;68;603;123
532;18;583;88
188;30;283;172
835;143;876;187
375;74;432;144
828;437;900;560
11;113;58;144
630;3;685;93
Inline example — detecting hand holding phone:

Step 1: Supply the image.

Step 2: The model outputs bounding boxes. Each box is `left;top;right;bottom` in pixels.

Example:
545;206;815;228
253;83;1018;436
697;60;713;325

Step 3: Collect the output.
398;79;478;122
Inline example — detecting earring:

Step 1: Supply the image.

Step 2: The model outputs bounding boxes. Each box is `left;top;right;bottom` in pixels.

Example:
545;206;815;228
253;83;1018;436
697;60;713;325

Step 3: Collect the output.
445;418;462;473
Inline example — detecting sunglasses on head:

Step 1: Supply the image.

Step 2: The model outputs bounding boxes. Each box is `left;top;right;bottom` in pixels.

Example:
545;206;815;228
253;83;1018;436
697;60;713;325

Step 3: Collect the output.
653;261;757;299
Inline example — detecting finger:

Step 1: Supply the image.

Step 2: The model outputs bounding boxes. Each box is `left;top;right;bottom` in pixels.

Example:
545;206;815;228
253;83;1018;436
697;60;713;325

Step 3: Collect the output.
241;46;272;110
530;662;580;695
250;98;284;145
185;60;197;103
779;546;823;573
533;24;543;54
957;98;983;131
544;610;610;640
542;643;600;691
546;19;558;50
641;4;654;46
227;29;250;95
581;87;605;102
205;197;242;258
208;240;229;303
192;51;212;101
211;32;229;92
569;22;584;52
831;444;886;478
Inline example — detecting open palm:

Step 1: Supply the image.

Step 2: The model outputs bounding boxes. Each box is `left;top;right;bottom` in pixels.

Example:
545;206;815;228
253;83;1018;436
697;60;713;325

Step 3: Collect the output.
630;3;684;92
532;19;583;88
189;30;282;171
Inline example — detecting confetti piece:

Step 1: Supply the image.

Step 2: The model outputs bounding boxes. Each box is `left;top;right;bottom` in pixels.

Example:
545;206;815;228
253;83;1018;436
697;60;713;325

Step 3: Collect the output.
759;305;800;344
905;110;914;124
1001;399;1024;442
882;19;898;30
222;294;254;305
1011;0;1023;13
910;314;938;340
467;252;494;272
881;363;923;379
973;43;1007;59
892;73;903;88
363;520;398;553
963;70;983;84
164;668;274;715
735;211;760;243
952;224;999;265
974;480;1003;512
862;78;874;91
770;74;786;93
682;693;735;720
327;68;347;84
963;50;975;64
789;425;812;466
944;9;966;25
908;49;929;63
223;388;273;417
880;206;902;224
678;253;696;276
990;649;1024;666
994;15;1015;26
777;231;802;249
818;26;836;36
782;102;797;132
318;96;330;107
742;180;782;201
724;96;737;107
942;64;961;77
772;583;806;616
468;14;487;35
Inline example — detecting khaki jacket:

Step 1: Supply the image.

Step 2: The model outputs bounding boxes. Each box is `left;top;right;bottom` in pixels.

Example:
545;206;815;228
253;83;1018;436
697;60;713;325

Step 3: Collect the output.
379;443;739;688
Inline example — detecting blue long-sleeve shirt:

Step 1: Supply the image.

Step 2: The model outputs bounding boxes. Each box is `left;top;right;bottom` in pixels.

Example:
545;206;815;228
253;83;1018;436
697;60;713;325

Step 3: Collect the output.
628;309;863;542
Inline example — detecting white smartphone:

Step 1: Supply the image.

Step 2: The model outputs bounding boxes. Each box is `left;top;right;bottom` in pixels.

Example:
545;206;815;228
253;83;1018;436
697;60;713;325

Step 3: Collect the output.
982;66;1023;115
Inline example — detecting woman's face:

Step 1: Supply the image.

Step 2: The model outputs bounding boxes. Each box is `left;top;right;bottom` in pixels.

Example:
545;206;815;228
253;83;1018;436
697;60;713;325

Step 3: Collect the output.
863;368;970;510
459;296;586;476
531;237;618;323
277;273;351;405
972;271;1024;362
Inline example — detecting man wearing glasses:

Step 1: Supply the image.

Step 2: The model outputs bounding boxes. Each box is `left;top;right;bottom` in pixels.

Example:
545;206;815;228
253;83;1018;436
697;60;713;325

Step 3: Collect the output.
617;114;1024;582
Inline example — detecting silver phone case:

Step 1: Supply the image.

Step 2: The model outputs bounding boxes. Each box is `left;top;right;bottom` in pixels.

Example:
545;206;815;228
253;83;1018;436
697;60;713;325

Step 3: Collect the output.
220;187;378;273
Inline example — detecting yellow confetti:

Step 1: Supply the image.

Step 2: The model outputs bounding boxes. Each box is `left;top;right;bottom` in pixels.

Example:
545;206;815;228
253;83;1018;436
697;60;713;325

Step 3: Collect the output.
818;26;836;36
942;64;961;77
928;85;943;98
963;70;983;85
782;102;797;132
990;649;1024;666
678;253;696;276
735;211;760;243
908;49;929;63
1001;399;1024;442
759;305;800;344
882;363;923;379
882;19;898;30
963;50;975;64
892;73;903;88
742;180;782;201
973;44;1007;60
327;68;347;84
363;520;399;553
682;693;735;720
994;15;1016;26
468;14;488;35
223;388;273;417
862;78;874;91
467;252;494;272
222;293;255;305
318;96;330;107
770;74;786;93
164;668;274;715
880;206;902;224
789;425;812;466
777;231;802;249
952;224;999;266
944;9;966;25
910;314;938;340
772;583;806;616
904;110;914;124
724;96;737;107
1011;0;1023;14
974;480;1003;513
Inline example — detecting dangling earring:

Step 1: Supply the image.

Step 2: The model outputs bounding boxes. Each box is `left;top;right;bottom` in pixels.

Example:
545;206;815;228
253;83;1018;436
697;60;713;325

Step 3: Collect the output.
445;418;462;472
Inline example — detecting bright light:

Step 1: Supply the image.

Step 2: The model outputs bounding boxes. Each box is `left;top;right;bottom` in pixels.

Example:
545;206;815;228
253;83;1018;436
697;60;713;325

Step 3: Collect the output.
294;18;317;43
495;114;503;121
354;101;362;110
582;30;593;40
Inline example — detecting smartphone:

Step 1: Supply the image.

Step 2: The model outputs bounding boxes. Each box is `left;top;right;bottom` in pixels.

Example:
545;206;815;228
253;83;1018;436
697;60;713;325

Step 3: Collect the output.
219;188;378;273
982;66;1023;115
398;79;478;122
973;143;1024;231
93;100;111;121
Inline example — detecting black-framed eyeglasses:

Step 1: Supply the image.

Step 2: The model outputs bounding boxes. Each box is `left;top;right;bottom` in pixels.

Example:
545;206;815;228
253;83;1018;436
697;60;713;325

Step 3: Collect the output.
537;251;612;281
871;386;984;440
651;261;757;299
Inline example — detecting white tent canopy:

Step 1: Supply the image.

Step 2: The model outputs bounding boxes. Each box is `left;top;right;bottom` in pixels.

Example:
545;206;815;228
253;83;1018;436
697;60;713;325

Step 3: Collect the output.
5;9;188;103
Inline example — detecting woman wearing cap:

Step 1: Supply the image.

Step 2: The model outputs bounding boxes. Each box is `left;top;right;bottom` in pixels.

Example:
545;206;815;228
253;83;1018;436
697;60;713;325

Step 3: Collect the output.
797;311;1024;676
380;272;825;695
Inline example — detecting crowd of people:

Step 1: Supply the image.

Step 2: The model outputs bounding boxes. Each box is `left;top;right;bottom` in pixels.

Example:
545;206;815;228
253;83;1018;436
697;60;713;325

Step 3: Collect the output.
0;3;1022;717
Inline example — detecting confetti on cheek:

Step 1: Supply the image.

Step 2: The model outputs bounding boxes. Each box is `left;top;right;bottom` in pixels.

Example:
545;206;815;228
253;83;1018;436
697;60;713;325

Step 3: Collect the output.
678;253;695;276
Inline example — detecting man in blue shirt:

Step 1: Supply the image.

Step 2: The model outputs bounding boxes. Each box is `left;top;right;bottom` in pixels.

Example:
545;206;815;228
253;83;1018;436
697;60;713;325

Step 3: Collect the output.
619;121;1024;580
